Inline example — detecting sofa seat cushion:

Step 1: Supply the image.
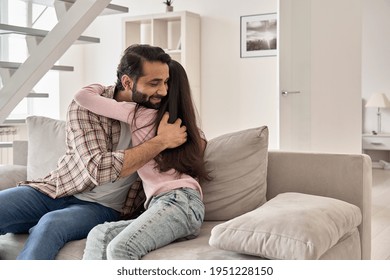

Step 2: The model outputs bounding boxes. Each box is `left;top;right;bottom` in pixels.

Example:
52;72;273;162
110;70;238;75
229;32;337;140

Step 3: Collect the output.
0;222;262;260
142;222;263;260
318;228;361;259
209;192;362;260
0;233;86;260
0;222;361;260
201;126;268;221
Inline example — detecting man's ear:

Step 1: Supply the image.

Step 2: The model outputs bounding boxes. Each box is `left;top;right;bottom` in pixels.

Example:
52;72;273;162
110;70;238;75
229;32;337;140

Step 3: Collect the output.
121;75;133;90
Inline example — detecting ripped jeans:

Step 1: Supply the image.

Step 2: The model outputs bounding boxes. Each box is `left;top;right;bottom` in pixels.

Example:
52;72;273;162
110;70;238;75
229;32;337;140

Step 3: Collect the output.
83;188;204;260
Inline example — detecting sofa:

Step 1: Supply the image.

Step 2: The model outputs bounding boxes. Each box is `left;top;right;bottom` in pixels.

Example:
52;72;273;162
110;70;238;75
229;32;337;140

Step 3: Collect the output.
0;116;372;260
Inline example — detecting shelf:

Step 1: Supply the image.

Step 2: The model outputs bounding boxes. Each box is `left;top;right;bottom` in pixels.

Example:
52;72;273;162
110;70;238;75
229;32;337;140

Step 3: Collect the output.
0;23;100;44
0;61;74;72
19;0;129;16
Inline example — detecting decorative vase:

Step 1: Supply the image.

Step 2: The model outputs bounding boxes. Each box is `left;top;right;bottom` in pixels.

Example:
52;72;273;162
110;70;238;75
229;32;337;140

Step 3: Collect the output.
166;6;173;12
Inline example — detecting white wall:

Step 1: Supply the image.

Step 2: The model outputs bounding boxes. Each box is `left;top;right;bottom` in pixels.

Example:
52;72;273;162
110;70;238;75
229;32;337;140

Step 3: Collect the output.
59;0;279;148
309;0;362;153
58;0;389;152
362;0;390;134
59;45;84;120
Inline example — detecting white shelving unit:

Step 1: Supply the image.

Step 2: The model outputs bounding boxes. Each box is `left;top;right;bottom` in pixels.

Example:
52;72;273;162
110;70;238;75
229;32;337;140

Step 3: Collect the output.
123;11;201;113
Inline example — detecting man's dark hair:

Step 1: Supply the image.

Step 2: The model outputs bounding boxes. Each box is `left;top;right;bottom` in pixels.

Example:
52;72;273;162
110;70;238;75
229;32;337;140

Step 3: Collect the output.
115;44;171;91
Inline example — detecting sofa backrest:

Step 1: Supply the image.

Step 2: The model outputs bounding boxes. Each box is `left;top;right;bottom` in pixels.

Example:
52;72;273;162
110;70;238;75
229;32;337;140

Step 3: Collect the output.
22;116;271;222
12;140;28;166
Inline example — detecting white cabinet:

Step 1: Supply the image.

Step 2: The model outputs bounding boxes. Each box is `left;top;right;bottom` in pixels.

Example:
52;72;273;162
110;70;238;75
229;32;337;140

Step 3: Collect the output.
123;11;201;112
362;134;390;150
362;134;390;168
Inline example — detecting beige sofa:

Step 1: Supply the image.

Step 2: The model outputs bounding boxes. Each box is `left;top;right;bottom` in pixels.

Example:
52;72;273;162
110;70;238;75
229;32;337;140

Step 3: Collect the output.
0;116;372;260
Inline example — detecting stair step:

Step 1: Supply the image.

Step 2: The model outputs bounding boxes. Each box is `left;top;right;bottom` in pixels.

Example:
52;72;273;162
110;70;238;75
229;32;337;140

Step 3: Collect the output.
19;0;129;15
0;61;74;72
27;93;49;98
0;142;13;148
0;23;99;44
0;0;113;124
2;119;26;125
62;0;128;15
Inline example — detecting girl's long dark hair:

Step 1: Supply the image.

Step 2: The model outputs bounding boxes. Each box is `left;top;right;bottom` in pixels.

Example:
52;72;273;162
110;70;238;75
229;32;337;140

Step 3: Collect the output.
135;60;211;182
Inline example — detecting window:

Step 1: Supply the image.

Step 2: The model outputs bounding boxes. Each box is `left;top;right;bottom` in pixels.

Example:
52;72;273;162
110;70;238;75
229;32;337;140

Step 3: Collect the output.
0;0;60;120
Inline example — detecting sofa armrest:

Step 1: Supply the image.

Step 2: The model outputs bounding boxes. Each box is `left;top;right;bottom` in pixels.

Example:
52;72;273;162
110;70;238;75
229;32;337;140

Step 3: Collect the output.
13;140;28;166
0;165;27;191
266;150;372;259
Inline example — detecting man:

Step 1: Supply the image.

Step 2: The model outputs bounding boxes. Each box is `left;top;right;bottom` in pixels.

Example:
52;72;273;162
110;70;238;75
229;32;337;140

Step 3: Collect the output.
0;44;186;259
74;60;209;260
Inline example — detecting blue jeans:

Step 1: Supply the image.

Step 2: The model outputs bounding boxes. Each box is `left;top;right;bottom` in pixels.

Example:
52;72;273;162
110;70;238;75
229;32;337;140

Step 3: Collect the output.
83;188;204;260
0;186;120;260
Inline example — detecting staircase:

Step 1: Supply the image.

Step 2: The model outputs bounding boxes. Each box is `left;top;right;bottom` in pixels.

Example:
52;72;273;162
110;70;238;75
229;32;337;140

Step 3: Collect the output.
0;0;128;124
0;0;128;164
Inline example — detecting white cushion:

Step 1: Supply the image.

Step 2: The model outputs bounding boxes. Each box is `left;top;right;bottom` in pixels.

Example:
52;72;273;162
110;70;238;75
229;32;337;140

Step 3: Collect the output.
26;116;66;180
201;126;268;221
209;192;362;259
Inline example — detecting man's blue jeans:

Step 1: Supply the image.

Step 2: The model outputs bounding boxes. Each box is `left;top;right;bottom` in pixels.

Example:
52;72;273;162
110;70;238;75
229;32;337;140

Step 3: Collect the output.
0;185;120;260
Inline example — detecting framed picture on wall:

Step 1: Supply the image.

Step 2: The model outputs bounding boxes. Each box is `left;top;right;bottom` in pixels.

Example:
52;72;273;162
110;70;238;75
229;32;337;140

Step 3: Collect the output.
240;13;277;58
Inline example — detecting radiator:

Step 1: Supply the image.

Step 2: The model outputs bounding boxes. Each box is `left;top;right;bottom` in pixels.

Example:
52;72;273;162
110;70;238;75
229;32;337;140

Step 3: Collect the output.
0;126;17;165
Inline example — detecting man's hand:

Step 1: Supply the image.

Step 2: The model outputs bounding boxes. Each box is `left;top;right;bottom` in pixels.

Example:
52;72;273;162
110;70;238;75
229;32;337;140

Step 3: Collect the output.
157;112;187;149
120;112;186;177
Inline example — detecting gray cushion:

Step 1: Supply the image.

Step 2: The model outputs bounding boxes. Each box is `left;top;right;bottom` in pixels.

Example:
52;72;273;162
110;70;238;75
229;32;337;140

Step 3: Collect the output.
201;126;268;221
0;165;27;190
12;140;28;166
26;116;66;180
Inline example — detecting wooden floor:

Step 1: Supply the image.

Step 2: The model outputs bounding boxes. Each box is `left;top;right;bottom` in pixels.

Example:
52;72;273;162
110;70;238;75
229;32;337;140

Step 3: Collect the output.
371;169;390;260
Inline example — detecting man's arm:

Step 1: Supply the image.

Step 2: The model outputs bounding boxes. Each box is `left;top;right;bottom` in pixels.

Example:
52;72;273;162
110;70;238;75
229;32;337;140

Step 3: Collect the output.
119;112;187;177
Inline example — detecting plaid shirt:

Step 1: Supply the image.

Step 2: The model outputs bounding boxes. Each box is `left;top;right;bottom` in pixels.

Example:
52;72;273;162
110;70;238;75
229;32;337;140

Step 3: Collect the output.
19;86;145;216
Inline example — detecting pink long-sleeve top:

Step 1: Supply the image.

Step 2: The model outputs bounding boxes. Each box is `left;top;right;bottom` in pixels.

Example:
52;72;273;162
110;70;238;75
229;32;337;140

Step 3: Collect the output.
74;84;203;206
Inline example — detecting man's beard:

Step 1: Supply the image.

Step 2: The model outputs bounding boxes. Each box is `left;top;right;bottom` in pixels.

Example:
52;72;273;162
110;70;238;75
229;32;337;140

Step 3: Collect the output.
132;88;163;109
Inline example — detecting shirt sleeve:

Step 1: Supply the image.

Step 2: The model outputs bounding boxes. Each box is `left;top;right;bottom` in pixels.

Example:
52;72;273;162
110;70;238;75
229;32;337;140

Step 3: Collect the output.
74;83;157;147
74;84;136;123
67;91;125;185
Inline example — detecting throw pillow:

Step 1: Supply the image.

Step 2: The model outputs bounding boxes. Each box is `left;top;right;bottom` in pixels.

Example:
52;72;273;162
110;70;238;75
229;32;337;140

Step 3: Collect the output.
209;192;362;259
201;126;268;221
26;116;66;180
